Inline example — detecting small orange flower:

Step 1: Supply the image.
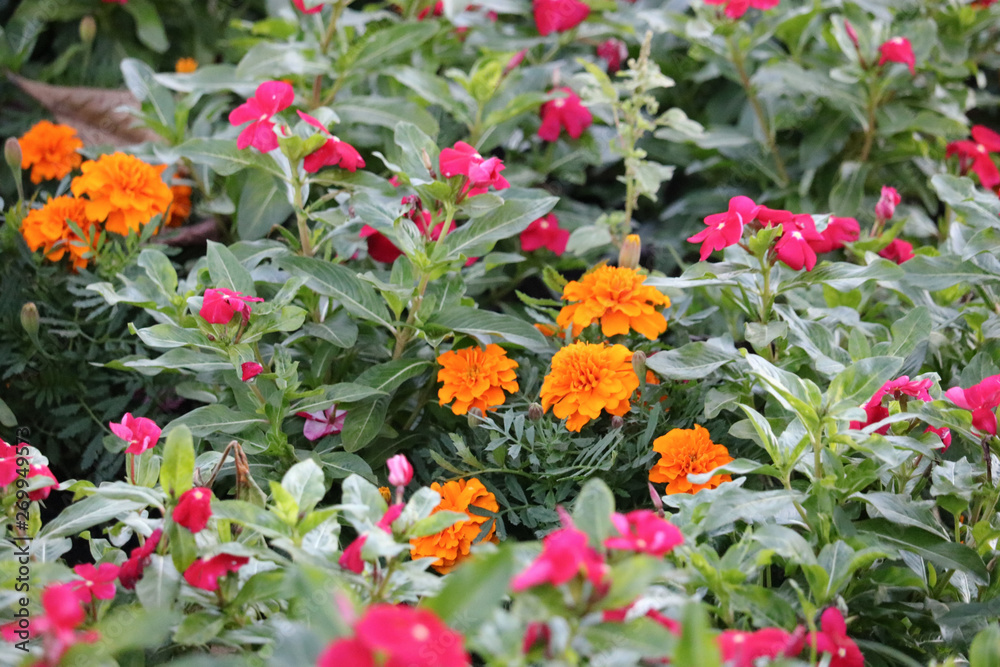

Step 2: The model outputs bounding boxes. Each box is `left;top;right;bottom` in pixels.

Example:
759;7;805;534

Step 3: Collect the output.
437;344;519;415
378;486;392;503
18;120;83;184
19;196;97;270
649;424;732;495
71;153;173;235
539;341;638;432
165;184;192;227
556;265;670;340
175;58;198;73
534;322;558;337
409;478;499;573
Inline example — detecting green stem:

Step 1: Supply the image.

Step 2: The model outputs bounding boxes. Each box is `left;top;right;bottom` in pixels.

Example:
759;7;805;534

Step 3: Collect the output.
812;433;823;481
729;36;788;186
292;174;314;257
859;79;880;162
311;0;346;108
758;255;774;325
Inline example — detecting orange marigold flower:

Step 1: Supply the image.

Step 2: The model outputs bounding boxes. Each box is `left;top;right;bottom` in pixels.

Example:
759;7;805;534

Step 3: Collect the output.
539;341;638;432
649;424;732;495
378;486;392;503
19;196;97;270
437;344;519;415
71;153;173;235
556;265;670;340
409;478;499;574
18;120;83;184
165;184;192;227
175;57;198;73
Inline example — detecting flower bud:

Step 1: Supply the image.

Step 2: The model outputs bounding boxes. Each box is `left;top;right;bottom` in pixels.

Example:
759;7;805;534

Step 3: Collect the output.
844;19;859;49
468;407;484;427
504;48;528;75
421;148;434;177
528;402;544;421
79;16;97;44
387;454;413;488
631;350;647;381
611;415;624;430
875;185;901;222
4;137;22;174
20;302;39;337
618;234;641;270
241;362;263;382
647;481;664;518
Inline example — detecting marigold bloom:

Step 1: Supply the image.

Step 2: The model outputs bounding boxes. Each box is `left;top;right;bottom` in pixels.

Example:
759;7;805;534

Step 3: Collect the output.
533;0;589;35
688;195;759;261
945;374;1000;436
70;153;173;235
649;424;733;494
410;477;499;573
18;120;83;184
199;287;264;325
556;265;670;339
71;563;120;601
109;413;161;455
520;214;570;255
539;342;639;432
228;80;295;152
704;0;780;18
19;196;96;270
184;554;249;592
878;238;914;264
538;87;593;142
175;58;198;73
878;37;916;75
118;528;162;590
317;604;471;667
604;510;684;557
173;487;213;533
165;184;192;227
437;344;519;415
27;463;57;502
806;608;864;667
718;627;806;667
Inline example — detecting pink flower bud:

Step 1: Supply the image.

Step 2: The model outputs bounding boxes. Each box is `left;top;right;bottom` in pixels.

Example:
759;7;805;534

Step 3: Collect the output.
241;361;263;381
387;454;413;488
339;534;366;574
844;19;859;48
875;185;901;221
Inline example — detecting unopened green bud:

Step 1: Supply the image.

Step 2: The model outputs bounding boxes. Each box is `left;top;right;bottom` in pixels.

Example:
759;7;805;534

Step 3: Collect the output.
632;350;647;381
20;302;39;337
80;16;97;44
5;137;22;174
468;407;484;427
611;415;625;430
619;233;641;270
528;403;544;421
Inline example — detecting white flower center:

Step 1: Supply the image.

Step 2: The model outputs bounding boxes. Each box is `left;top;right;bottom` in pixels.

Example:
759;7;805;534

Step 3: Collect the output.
412;624;430;641
792;232;803;240
554;99;565;108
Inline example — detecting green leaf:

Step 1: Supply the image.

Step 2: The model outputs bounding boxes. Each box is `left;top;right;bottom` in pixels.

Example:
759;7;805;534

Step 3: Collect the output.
138;248;178;297
281;459;327;515
421;543;517;629
122;0;168;52
355;359;432;393
352;21;440;71
406;510;467;538
175;137;284;179
825;356;904;415
686;458;779;484
584;617;676;658
673;602;722;667
883;306;932;358
332;97;439;139
828;162;871;217
391;66;472;125
167;518;199;573
133;323;214;351
163;404;267;438
440;194;559;260
426;306;548;351
600;556;665;611
206;240;256;296
292;383;387;413
341;398;388;452
213;500;292;539
319;452;375;482
302;314;358;348
901;254;996;290
0;397;16;427
645;341;738;380
281;255;393;329
573;478;616;547
160;425;195;499
858;518;988;584
852;492;947;538
173;611;226;646
37;497;145;540
970;626;1000;667
778;259;904;292
238;170;294;241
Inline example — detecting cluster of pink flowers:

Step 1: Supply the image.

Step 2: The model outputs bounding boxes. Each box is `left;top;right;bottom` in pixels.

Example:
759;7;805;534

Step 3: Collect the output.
2;582;100;664
850;376;951;449
538;88;592;142
0;437;58;501
947;125;1000;192
705;0;779;19
439;141;511;198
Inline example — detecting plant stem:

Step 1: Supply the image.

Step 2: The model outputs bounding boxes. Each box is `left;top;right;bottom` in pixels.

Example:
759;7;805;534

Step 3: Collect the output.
291;174;314;257
729;36;788;186
310;0;346;108
859;78;881;162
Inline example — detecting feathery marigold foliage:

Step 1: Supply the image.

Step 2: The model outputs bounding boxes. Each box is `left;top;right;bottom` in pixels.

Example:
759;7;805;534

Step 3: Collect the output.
649;424;733;495
540;341;639;432
18;120;83;184
409;478;499;573
436;344;519;415
70;153;173;235
556;265;670;339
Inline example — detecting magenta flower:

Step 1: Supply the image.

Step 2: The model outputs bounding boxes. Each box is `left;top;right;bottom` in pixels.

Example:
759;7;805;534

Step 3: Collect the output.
774;215;823;271
119;528;162;590
439;141;510;197
809;216;860;254
704;0;780;19
538;87;593;142
173;487;213;533
878;37;916;75
604;510;684;557
228;81;295;152
241;362;264;382
377;503;405;532
71;563;120;602
597;39;629;74
295;405;348;441
718;627;806;667
184;554;249;592
339;535;366;573
199;288;264;325
533;0;590;36
520;214;570;255
387;454;413;488
925;424;953;451
511;515;607;592
878;238;914;264
807;608;865;667
109;413;161;455
945;374;1000;436
875;185;902;221
850;376;935;432
297;111;366;173
688;196;759;261
946;126;1000;190
0;438;20;487
27;463;57;502
292;0;322;13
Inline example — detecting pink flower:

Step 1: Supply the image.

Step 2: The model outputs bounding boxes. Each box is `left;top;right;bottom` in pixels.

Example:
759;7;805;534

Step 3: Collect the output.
184;554;250;592
109;413;161;456
520;214;570;255
360;225;404;263
200;288;264;325
809;216;860;254
850;376;935;433
292;0;322;13
756;206;794;227
417;1;444;19
228;81;295;152
875;185;901;221
718;627;806;667
945;374;1000;436
878;239;914;264
387;454;414;488
504;49;529;75
339;535;367;573
538;87;593;142
439;141;481;179
30;583;98;665
511;514;607;592
774;214;823;271
878;37;916;75
704;0;780;19
27;463;57;501
597;39;629;74
295;405;348;441
72;563;120;602
377;503;405;532
844;20;860;49
925;424;952;451
604;510;684;557
0;438;19;487
241;362;264;382
119;528;162;590
688;196;759;261
946;126;1000;190
439;141;509;197
173;487;213;533
522;621;551;654
297;111;366;173
807;608;865;667
532;0;589;36
317;604;470;667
